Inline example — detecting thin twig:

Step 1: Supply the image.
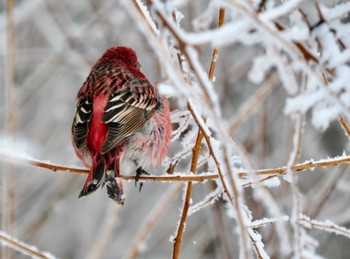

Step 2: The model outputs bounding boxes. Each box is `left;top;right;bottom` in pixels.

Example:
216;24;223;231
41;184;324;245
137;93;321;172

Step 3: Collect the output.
0;231;54;259
208;8;225;81
249;216;289;229
188;187;221;216
123;174;218;182
300;215;350;238
307;166;346;219
2;151;350;182
223;147;251;258
228;73;279;133
186;105;233;196
238;155;350;178
247;228;268;259
339;115;350;139
0;152;88;174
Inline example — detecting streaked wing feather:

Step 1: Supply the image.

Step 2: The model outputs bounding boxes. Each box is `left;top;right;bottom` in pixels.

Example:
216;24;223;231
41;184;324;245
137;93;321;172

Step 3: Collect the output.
101;78;159;154
72;98;92;149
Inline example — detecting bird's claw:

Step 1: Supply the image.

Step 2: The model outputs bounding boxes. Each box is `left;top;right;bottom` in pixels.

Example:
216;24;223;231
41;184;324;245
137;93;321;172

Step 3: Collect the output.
106;178;125;205
135;167;150;192
105;170;125;205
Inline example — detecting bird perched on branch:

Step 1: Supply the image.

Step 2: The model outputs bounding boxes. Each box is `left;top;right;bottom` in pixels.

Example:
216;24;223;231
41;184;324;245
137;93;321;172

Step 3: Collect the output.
72;46;172;205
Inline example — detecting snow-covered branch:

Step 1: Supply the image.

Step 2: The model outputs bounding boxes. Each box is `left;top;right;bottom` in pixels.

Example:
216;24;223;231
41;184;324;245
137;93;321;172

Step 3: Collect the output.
0;231;55;259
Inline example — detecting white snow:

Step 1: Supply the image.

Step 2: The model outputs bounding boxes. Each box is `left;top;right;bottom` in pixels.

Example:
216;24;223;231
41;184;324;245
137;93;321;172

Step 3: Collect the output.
250;215;289;228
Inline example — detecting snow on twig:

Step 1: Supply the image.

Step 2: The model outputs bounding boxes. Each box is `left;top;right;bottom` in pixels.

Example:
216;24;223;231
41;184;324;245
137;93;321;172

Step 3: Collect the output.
188;187;222;216
0;231;56;259
2;150;350;184
300;215;350;239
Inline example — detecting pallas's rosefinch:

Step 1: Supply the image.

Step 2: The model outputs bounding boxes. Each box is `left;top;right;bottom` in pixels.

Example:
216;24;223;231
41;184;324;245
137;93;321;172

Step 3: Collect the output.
72;46;172;205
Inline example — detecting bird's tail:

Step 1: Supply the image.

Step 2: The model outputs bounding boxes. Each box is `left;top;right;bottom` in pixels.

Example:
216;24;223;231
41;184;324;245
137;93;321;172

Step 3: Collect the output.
79;157;105;198
79;154;126;205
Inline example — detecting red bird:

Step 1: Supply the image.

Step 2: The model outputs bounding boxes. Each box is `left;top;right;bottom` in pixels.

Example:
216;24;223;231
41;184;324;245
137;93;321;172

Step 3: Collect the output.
72;46;172;205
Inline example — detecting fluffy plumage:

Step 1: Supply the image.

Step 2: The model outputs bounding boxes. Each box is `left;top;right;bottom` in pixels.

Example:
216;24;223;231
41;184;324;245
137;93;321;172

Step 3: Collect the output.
72;46;171;204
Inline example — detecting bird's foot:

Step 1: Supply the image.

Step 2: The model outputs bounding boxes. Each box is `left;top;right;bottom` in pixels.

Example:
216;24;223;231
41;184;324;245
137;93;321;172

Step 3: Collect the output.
135;167;150;192
105;170;125;205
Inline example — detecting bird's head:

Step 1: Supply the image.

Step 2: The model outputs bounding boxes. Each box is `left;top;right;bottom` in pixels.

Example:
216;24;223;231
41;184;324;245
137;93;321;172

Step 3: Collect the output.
99;46;141;70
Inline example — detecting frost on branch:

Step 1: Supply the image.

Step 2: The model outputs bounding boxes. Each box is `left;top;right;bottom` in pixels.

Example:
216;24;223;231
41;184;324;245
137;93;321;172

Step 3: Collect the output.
245;2;350;131
300;214;350;239
282;3;350;131
0;231;56;259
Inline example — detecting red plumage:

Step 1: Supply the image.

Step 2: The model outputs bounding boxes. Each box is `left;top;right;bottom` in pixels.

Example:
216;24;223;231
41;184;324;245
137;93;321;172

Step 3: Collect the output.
72;46;172;204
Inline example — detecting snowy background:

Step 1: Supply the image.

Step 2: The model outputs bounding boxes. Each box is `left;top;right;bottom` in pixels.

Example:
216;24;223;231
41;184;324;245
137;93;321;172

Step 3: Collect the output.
1;0;350;258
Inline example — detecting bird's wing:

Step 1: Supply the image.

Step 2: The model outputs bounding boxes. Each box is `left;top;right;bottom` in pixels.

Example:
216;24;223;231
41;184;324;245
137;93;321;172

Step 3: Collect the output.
72;98;93;149
101;78;160;154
